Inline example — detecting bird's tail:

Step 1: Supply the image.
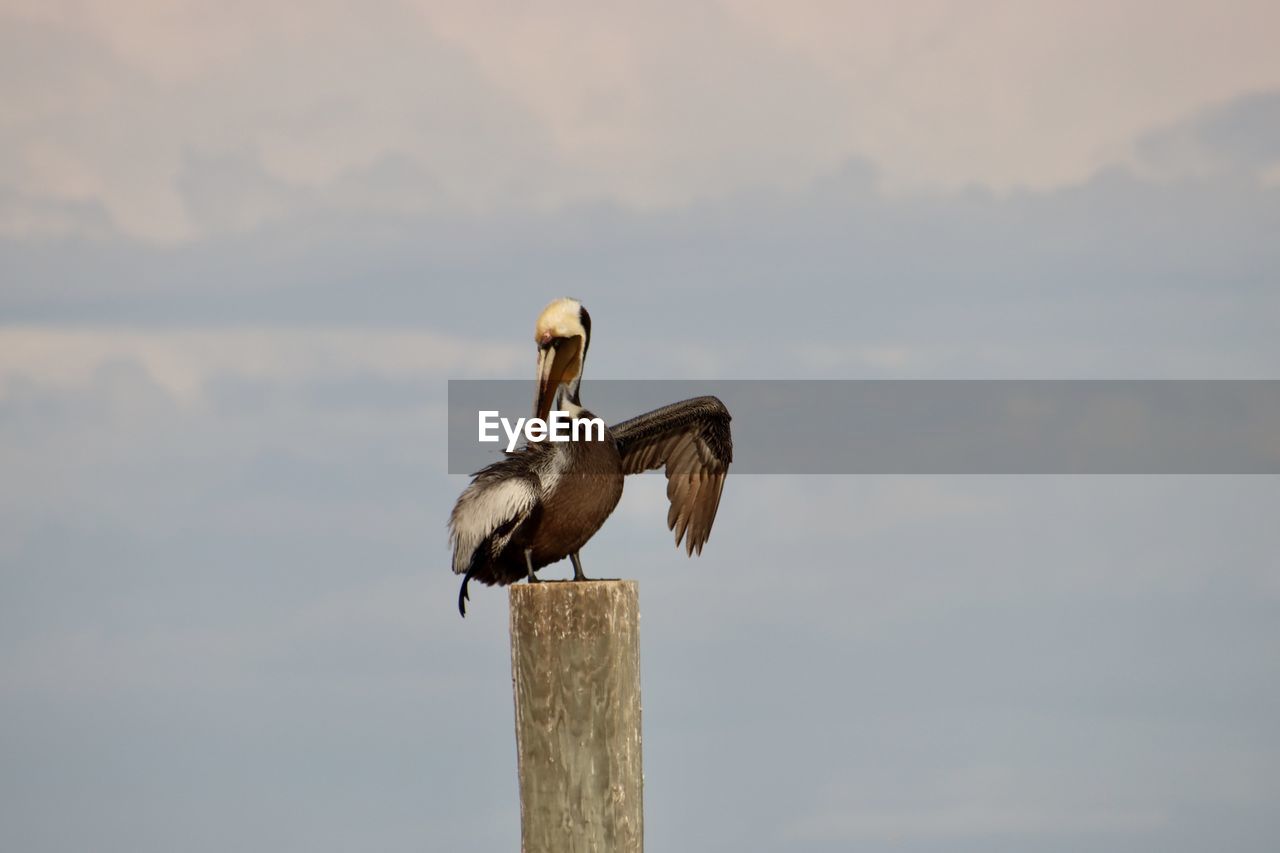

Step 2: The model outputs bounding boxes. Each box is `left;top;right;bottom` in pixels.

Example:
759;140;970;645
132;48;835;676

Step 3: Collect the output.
458;566;477;617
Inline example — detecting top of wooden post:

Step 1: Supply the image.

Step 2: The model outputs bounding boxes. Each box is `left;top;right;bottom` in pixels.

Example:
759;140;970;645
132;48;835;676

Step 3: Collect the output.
509;579;639;639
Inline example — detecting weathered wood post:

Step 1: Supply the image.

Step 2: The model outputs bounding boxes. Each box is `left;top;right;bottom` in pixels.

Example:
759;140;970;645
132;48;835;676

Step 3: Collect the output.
509;580;643;853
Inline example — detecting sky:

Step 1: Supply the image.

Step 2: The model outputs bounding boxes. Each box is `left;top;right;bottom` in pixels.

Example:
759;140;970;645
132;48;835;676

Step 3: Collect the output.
2;2;1280;851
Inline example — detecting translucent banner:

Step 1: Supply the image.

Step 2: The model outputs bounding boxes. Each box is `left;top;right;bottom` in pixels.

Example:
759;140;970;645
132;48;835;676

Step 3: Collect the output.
447;380;1280;474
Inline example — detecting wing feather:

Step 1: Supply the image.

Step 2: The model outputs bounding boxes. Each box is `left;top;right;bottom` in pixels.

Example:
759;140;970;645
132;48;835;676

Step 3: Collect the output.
448;460;539;574
612;396;732;554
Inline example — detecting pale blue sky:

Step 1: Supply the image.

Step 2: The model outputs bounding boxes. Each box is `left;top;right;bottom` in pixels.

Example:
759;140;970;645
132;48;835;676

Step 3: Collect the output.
2;3;1279;851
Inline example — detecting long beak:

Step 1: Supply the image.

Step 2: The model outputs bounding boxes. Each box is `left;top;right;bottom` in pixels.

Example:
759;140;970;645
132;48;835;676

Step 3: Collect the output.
534;337;581;423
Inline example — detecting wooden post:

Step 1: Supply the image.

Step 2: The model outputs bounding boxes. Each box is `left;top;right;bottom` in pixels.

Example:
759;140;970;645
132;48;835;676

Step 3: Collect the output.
509;580;643;853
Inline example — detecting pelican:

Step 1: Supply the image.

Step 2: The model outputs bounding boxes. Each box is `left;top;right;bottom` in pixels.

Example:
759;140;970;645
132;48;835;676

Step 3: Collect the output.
450;297;732;616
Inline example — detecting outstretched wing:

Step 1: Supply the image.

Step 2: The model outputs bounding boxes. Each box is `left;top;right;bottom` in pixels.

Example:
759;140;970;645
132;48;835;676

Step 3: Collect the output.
612;396;732;555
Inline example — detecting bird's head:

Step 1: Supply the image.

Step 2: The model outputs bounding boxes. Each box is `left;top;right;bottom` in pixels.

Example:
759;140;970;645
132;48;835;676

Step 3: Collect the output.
533;297;591;422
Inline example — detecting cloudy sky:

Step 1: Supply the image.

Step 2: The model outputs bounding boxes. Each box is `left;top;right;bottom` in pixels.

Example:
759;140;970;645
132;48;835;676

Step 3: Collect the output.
3;2;1279;851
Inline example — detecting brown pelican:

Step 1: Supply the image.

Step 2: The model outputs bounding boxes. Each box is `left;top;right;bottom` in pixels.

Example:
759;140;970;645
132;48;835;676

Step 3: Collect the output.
450;297;732;616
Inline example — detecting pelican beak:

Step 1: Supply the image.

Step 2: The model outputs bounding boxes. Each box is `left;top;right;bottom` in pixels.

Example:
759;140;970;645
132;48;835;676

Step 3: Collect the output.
534;335;581;424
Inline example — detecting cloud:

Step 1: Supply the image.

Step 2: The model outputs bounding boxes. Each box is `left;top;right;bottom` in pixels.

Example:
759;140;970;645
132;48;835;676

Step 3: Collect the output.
0;327;525;404
1136;90;1280;180
4;115;1278;378
427;0;1280;193
6;2;1280;240
0;188;115;240
175;149;308;235
0;2;559;241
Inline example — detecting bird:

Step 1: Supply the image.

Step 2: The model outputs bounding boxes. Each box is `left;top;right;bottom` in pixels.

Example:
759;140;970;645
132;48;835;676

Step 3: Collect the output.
450;297;733;616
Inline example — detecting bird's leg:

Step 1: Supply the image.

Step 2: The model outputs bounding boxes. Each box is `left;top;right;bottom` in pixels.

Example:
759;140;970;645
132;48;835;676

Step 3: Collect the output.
524;548;541;583
570;552;590;582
